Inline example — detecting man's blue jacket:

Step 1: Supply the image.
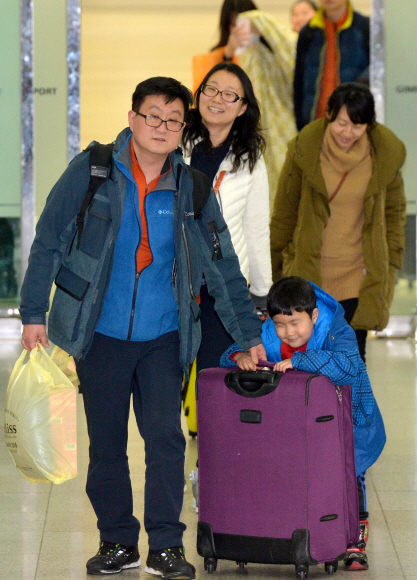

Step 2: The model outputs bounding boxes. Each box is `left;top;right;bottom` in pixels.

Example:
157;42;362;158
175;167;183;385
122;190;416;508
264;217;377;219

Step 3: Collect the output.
20;127;262;374
221;283;386;475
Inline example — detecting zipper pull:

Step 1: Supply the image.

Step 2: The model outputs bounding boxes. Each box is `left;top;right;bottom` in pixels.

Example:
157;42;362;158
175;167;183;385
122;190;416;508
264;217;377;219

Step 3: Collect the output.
172;258;177;287
208;221;223;261
335;386;342;403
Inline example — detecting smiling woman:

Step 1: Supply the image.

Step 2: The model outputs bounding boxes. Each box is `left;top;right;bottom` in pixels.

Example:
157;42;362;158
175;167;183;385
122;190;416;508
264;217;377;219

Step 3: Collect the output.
270;82;407;365
182;62;272;374
198;69;248;145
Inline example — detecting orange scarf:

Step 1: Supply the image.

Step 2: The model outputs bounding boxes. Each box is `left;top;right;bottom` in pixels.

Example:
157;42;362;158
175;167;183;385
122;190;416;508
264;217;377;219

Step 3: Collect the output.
316;9;349;120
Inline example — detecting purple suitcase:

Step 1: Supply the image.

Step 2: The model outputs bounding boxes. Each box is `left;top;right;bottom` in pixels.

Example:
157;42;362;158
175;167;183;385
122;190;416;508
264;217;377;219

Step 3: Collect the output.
196;367;359;579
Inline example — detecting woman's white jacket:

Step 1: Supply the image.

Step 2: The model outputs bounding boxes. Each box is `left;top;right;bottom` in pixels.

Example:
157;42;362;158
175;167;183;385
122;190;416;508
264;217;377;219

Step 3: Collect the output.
184;149;273;302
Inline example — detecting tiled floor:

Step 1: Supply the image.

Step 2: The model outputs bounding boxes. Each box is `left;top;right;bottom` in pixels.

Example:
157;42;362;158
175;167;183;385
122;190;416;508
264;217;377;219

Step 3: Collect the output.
0;324;416;580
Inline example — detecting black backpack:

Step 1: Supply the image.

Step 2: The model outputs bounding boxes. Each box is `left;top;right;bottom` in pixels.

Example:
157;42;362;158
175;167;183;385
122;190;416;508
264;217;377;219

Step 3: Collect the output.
76;142;212;250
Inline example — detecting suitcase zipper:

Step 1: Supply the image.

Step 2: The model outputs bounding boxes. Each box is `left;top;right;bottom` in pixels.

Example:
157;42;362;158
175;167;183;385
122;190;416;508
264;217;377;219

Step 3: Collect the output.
305;375;343;405
305;374;320;404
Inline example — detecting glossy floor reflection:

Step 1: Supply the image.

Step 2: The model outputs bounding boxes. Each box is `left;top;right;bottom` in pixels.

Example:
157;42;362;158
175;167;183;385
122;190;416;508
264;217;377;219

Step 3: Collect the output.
0;330;416;580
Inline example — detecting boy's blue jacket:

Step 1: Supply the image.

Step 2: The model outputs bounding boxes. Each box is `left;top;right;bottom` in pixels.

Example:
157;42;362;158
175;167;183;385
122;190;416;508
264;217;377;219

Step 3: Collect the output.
221;283;386;475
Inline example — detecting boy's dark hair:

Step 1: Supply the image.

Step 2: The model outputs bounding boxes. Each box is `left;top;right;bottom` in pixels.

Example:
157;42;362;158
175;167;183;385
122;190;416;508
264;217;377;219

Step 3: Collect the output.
267;276;317;318
326;82;376;126
131;77;193;117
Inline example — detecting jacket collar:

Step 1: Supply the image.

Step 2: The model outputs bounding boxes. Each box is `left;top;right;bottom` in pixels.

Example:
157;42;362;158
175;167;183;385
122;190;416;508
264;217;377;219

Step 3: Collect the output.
293;119;328;193
294;118;382;199
309;2;353;30
183;137;236;174
113;127;184;192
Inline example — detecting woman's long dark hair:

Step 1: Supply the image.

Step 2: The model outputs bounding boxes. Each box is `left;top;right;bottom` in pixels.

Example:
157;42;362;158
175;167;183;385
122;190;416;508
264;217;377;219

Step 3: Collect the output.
182;63;265;174
212;0;258;50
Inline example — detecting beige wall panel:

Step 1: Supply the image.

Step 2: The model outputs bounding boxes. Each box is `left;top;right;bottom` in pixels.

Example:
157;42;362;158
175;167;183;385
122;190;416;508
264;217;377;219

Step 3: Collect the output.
82;0;369;11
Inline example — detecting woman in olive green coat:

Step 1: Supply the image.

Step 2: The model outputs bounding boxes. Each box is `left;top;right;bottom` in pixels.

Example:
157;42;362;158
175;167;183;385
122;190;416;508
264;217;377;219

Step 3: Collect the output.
270;83;406;362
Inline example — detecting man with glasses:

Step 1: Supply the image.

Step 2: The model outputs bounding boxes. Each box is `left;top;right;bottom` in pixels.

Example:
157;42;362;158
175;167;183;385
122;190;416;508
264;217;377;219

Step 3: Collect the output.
20;76;266;578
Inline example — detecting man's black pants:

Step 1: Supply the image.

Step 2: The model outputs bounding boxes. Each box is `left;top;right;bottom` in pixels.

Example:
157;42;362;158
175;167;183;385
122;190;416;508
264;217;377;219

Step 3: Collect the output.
76;330;186;549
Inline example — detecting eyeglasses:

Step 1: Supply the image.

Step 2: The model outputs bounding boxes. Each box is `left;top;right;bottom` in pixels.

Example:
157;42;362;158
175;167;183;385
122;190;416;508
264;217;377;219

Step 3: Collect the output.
201;84;245;103
135;112;185;132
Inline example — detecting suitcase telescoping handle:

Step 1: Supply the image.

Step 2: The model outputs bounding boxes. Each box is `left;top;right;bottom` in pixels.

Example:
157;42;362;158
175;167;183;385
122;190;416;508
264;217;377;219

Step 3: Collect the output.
224;369;282;398
257;359;275;369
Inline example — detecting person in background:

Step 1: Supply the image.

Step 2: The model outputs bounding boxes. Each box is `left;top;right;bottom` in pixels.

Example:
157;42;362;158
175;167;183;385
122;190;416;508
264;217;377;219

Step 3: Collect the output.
183;62;272;373
290;0;318;34
0;218;17;298
221;276;387;571
294;0;369;130
192;0;296;211
270;83;406;364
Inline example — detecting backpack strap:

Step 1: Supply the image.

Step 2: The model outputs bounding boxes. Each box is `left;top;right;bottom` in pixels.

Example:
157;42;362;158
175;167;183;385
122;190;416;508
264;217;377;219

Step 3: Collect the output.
188;166;212;220
76;142;114;250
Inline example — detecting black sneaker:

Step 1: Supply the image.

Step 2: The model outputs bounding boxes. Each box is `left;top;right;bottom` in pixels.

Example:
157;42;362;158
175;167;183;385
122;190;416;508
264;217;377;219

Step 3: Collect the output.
145;546;196;579
86;541;141;575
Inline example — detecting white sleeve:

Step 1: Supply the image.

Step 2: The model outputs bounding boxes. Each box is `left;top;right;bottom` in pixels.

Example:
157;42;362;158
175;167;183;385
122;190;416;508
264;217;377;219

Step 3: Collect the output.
241;155;273;298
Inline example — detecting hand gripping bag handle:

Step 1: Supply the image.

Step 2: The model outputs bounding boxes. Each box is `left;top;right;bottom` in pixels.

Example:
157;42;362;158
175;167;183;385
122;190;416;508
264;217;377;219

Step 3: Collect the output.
224;369;282;398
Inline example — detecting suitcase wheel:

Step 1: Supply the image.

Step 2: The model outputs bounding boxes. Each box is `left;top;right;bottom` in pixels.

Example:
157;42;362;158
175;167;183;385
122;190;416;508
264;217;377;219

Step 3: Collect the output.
325;560;338;575
204;557;217;574
236;561;247;569
188;429;197;438
295;564;309;580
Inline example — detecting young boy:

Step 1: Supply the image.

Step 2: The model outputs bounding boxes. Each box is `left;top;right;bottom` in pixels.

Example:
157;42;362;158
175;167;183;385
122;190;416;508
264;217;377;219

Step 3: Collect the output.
220;276;386;572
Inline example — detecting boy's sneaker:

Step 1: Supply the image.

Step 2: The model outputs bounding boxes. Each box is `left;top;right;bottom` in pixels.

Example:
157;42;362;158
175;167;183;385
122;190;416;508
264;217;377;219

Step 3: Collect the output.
345;548;369;571
86;541;141;575
361;519;369;546
345;520;369;571
145;546;196;579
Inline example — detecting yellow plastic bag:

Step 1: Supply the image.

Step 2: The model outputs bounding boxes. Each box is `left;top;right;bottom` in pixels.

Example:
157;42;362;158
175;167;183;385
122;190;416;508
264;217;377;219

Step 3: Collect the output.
4;346;78;484
50;345;80;389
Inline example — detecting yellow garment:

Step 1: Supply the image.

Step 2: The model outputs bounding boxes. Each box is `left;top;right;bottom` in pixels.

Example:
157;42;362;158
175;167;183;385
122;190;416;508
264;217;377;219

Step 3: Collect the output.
192;10;297;213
